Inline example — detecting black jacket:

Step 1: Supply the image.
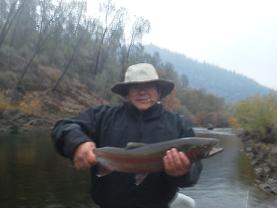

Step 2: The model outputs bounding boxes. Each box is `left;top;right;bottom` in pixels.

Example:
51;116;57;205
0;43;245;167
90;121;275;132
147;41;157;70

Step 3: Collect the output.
52;102;202;208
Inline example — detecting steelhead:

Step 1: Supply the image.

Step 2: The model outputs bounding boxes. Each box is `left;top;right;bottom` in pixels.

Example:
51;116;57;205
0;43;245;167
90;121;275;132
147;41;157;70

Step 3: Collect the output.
95;137;222;185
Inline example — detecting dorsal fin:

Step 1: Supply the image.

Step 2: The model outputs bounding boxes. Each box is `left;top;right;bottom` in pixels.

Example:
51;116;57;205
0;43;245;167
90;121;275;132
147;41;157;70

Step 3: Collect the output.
126;142;145;149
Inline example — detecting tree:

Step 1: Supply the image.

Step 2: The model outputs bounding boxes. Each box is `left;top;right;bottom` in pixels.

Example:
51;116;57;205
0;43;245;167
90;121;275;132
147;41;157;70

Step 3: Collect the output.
180;74;189;88
14;0;67;91
90;0;126;76
120;16;150;80
0;0;23;48
52;1;88;92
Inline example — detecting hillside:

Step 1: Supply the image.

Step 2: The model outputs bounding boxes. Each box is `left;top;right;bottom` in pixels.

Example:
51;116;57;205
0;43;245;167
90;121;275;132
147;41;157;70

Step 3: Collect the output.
145;44;273;102
0;53;108;132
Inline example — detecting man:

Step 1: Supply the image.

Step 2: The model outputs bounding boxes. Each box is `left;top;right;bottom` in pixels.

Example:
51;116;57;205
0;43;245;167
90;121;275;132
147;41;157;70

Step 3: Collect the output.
52;63;202;208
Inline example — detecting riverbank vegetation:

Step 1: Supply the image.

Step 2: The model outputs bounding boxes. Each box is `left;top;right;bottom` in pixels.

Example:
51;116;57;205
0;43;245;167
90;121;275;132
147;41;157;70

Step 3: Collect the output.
232;94;277;194
233;94;277;143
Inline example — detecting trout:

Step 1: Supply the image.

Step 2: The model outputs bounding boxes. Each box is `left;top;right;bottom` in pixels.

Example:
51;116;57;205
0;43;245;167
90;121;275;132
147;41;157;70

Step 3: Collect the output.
95;137;222;185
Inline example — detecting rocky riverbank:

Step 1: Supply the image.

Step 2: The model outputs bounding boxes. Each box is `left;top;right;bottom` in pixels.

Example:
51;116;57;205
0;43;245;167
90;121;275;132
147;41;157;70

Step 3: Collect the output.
0;82;107;133
0;108;53;133
242;137;277;194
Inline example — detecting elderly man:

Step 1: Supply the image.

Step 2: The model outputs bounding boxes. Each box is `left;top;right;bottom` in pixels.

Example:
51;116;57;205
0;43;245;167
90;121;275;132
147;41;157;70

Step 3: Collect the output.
52;63;202;208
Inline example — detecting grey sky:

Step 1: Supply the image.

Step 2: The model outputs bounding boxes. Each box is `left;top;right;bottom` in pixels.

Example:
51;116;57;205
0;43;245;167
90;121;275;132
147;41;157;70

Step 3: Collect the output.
88;0;277;90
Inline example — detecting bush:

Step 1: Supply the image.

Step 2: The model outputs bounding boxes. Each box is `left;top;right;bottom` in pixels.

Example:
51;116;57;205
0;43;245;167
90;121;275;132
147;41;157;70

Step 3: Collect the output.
233;94;277;143
0;95;9;113
18;46;33;59
0;71;17;89
0;45;16;58
92;68;120;101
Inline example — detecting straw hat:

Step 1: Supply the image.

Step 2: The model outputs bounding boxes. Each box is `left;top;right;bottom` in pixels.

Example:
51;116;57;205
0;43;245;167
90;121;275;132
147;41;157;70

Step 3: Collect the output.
111;63;174;98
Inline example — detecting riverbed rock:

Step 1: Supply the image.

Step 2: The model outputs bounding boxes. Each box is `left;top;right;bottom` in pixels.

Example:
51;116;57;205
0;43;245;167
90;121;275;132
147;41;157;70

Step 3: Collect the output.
0;107;52;132
245;146;252;153
255;164;271;180
2;108;21;119
258;179;277;194
268;147;277;168
258;183;273;193
24;118;52;128
241;135;277;195
268;178;277;194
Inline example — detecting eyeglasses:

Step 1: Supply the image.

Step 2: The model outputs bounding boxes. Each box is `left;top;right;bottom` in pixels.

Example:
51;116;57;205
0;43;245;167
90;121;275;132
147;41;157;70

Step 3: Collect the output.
129;83;158;92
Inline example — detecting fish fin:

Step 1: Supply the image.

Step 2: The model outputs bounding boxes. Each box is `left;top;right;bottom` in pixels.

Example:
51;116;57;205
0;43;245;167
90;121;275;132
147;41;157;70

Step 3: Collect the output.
135;174;148;185
97;165;113;177
126;142;145;149
208;147;224;157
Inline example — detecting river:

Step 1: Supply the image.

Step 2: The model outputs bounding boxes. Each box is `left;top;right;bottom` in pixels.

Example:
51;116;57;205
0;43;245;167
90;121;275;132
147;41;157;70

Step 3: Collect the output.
0;129;276;208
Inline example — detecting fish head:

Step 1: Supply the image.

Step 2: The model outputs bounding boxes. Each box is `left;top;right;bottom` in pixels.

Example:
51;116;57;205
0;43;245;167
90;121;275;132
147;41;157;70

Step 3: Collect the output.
177;137;219;161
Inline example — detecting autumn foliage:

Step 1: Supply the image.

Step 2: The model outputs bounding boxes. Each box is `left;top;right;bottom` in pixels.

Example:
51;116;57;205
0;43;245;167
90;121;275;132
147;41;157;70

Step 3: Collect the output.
233;94;277;143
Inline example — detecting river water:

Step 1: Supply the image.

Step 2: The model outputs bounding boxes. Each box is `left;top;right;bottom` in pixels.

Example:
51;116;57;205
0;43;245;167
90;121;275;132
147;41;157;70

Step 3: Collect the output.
0;129;276;208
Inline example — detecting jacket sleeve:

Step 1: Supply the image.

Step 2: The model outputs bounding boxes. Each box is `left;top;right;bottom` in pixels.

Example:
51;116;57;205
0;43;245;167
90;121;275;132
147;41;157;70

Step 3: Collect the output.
51;105;108;158
165;160;203;187
166;114;203;187
178;114;195;138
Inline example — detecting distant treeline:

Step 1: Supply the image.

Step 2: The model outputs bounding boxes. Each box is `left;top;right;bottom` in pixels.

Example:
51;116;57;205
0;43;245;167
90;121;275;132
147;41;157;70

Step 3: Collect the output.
0;0;233;127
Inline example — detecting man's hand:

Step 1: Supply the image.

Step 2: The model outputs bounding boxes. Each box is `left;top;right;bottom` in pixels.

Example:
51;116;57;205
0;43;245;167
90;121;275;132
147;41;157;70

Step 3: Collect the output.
73;141;97;171
163;148;191;176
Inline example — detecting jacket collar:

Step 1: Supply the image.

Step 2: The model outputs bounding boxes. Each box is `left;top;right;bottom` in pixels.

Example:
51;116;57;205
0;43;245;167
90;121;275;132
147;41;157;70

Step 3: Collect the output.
124;102;163;121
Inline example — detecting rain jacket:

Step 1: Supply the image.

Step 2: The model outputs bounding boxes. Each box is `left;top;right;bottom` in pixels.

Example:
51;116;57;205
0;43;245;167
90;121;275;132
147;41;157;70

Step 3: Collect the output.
52;102;202;208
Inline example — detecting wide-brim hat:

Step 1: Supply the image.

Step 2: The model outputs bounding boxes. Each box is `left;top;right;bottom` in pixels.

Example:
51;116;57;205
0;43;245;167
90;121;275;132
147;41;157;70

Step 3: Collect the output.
111;63;174;98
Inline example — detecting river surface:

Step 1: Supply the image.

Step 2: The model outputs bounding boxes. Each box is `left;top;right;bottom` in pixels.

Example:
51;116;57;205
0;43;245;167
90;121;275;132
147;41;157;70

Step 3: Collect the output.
0;128;276;208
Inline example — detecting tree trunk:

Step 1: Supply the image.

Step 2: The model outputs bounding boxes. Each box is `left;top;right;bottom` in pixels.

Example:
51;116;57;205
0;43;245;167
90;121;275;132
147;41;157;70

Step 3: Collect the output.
0;0;22;48
51;45;77;92
91;27;107;75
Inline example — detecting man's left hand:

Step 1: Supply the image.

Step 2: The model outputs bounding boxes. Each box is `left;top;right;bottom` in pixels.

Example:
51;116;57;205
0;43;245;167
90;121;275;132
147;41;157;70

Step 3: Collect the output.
163;148;191;176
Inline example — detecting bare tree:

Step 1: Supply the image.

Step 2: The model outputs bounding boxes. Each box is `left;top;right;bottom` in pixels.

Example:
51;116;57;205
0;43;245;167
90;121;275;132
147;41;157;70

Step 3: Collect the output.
90;0;126;75
14;0;67;90
0;0;23;48
52;1;89;92
120;16;150;80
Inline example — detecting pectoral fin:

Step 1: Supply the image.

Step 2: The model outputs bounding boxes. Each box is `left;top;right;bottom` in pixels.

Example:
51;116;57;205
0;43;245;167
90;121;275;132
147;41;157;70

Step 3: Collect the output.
135;174;148;185
97;165;113;177
208;147;224;157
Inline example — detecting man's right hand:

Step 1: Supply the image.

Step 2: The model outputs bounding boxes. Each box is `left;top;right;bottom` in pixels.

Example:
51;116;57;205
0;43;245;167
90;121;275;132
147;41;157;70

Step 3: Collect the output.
73;141;97;171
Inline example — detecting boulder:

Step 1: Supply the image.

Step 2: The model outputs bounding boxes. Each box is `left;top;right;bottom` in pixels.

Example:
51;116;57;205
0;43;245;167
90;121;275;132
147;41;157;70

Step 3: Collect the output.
269;147;277;168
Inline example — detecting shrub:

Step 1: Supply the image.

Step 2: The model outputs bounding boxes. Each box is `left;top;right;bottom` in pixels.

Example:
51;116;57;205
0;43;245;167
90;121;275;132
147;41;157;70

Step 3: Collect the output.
0;45;15;58
233;94;277;143
0;71;17;89
0;95;9;112
19;95;42;116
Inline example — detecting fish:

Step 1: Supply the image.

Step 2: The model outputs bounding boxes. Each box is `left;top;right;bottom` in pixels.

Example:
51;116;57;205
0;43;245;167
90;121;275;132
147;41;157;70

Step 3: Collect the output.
95;137;222;185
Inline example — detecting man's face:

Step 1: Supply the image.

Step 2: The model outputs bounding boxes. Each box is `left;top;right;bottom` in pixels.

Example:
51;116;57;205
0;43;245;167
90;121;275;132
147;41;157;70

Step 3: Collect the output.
126;83;161;111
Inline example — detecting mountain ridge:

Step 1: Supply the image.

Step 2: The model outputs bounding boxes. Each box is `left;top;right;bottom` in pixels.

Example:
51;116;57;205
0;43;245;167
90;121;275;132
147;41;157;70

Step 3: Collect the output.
145;44;273;102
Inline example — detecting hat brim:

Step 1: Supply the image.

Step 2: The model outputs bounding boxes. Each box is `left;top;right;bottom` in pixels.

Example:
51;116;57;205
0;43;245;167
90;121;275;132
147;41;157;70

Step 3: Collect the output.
111;79;174;98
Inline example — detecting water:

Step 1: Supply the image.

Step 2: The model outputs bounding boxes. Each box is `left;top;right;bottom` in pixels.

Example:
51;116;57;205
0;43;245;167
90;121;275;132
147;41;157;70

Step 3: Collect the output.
0;129;276;208
187;128;277;208
0;130;96;208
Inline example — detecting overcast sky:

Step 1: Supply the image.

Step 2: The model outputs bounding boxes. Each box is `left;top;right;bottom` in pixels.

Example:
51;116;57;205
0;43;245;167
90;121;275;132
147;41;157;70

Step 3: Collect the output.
88;0;277;90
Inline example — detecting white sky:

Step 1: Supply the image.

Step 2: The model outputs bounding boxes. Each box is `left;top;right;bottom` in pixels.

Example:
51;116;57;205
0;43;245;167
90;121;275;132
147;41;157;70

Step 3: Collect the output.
88;0;277;90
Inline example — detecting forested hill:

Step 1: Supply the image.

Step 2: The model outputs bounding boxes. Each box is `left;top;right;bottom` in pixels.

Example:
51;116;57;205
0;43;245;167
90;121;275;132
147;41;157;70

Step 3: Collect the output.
145;44;272;102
